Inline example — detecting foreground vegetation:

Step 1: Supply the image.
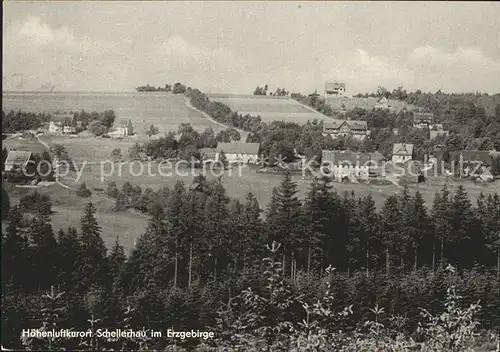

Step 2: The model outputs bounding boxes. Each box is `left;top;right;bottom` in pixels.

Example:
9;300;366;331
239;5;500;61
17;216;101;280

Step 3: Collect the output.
2;170;500;350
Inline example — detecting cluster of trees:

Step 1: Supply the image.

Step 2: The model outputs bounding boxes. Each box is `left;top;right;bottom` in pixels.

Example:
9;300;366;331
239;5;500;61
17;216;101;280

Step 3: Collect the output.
253;85;289;96
127;124;241;162
73;110;117;136
253;84;269;95
135;83;187;94
2;110;51;132
2;173;499;350
136;84;172;92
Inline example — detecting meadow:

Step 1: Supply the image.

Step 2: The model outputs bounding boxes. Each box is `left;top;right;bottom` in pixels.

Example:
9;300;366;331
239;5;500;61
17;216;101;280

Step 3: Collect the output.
2;92;223;136
60;162;500;211
6;183;148;254
208;94;327;124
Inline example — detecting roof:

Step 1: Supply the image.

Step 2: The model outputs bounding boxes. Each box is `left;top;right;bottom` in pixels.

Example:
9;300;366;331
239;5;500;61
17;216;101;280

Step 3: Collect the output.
5;151;32;165
199;148;216;159
369;151;386;162
392;143;414;156
323;119;367;131
430;130;449;139
51;114;73;122
120;119;132;127
378;97;388;103
325;82;346;90
322;150;375;166
453;150;494;165
414;112;434;122
216;142;260;155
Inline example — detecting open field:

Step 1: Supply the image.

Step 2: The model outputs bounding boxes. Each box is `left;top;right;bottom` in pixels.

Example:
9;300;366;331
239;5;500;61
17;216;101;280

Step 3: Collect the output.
208;94;327;124
60;162;500;211
2;136;47;155
325;96;414;112
39;134;139;163
6;183;148;254
2;92;224;137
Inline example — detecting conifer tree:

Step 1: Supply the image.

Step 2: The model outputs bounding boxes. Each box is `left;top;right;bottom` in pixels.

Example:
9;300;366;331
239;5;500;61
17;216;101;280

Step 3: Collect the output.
357;195;380;275
432;185;452;268
27;212;58;290
380;195;401;275
2;206;27;289
273;171;302;278
57;227;81;291
407;191;430;269
78;202;108;291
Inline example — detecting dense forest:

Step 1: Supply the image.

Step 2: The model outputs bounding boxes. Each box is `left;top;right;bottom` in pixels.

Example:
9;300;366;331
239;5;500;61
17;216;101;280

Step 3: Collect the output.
2;172;500;350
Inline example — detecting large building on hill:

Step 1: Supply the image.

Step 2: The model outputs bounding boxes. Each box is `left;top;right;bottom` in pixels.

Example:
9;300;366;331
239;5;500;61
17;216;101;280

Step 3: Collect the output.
413;112;434;128
215;142;260;164
391;143;414;164
325;82;346;97
323;119;369;141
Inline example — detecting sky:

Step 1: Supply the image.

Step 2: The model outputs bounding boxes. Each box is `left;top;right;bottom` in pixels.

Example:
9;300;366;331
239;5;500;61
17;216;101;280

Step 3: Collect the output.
3;1;500;94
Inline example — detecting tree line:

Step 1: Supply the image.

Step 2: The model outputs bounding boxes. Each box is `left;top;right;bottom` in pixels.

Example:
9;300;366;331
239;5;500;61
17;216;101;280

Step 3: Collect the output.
2;172;500;349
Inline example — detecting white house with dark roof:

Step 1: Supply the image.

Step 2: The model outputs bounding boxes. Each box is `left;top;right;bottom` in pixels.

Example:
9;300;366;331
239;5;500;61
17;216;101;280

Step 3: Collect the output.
323;119;369;141
392;143;414;164
115;119;134;137
48;113;75;134
4;151;33;171
325;82;346;97
322;150;381;181
215;142;260;164
413;112;434;128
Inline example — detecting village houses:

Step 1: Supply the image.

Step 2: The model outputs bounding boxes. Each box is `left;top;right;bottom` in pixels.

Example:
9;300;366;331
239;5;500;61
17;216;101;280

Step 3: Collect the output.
321;150;385;182
451;150;498;181
391;143;414;164
215;142;260;164
374;97;391;109
48;114;77;134
323;119;369;141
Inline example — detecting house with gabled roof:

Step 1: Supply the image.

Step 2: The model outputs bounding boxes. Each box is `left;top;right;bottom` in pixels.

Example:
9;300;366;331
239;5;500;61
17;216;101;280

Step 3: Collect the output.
325;82;346;96
323;119;369;141
4;150;34;172
215;142;260;164
115;119;134;137
392;143;414;164
322;150;382;181
413;112;434;128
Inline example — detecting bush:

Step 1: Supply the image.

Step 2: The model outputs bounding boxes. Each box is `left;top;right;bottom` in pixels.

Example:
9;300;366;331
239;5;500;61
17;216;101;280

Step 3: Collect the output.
76;183;92;197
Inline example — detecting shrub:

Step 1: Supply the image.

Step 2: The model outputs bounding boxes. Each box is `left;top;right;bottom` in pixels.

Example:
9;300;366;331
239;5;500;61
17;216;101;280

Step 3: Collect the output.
76;182;92;197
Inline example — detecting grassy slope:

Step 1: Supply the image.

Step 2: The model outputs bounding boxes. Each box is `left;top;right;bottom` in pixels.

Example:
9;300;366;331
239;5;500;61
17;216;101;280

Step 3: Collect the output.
6;183;148;254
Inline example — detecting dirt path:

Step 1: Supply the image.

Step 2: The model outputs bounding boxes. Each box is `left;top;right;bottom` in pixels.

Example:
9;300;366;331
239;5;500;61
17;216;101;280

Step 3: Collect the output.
184;97;249;140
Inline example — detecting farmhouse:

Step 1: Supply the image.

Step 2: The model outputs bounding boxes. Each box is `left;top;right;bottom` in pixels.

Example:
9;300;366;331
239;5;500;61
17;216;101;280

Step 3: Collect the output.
215;142;260;164
48;114;77;134
115;119;134;137
323;119;369;141
413;112;434;128
391;143;413;164
374;97;390;109
199;148;216;161
322;150;381;181
430;130;449;140
325;82;346;97
4;150;33;172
